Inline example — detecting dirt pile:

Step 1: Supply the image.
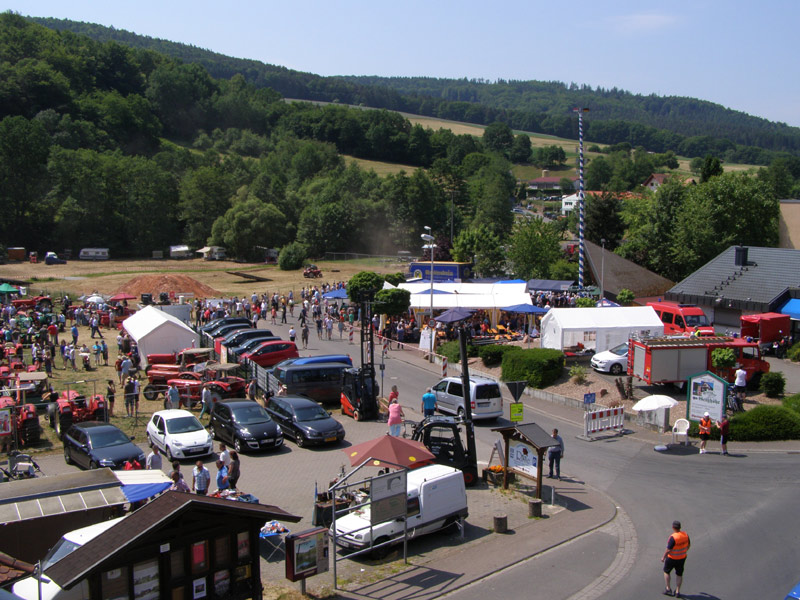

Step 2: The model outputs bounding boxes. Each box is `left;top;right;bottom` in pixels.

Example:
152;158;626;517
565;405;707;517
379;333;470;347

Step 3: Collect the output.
113;274;221;299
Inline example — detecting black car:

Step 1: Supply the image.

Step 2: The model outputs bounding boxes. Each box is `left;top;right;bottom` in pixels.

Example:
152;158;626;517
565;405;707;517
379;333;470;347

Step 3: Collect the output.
221;328;275;349
265;395;345;448
63;421;145;470
200;316;251;334
209;399;284;453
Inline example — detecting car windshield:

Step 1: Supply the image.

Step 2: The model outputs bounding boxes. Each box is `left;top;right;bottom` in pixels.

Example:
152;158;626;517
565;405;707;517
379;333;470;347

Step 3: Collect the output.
685;314;709;327
41;538;81;570
475;384;501;399
166;416;204;434
295;405;329;421
233;405;271;425
89;429;131;448
609;343;628;356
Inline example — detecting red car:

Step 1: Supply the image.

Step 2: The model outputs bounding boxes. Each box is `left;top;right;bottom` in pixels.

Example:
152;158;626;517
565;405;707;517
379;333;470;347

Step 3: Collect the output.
167;369;246;407
241;341;299;368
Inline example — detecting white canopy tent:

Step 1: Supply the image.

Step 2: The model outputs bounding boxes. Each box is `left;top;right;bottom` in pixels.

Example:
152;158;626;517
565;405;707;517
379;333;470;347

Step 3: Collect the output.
540;306;664;353
123;305;198;367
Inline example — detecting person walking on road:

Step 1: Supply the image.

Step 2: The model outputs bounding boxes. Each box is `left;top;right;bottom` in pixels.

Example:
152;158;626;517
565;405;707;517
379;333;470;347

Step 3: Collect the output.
301;324;309;349
717;414;730;455
199;386;212;420
547;428;564;479
387;395;405;437
698;412;712;454
165;382;180;410
661;520;690;597
146;444;162;471
420;388;437;417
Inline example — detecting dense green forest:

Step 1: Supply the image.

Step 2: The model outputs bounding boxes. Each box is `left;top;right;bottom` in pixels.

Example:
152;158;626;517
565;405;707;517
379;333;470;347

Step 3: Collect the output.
28;16;800;165
1;12;794;284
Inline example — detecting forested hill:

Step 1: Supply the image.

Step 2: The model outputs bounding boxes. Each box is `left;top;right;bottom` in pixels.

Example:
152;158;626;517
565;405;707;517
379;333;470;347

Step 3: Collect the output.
29;16;800;164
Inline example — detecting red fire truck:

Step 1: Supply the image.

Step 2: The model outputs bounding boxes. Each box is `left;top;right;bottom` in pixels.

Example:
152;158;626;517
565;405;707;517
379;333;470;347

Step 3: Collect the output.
628;336;770;387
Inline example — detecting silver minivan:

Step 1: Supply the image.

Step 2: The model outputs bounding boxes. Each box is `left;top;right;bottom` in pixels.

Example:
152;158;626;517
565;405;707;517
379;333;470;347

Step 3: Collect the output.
431;376;503;421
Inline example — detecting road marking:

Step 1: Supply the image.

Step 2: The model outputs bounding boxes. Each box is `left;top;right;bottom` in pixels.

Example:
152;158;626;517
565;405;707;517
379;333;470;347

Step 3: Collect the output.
566;505;638;600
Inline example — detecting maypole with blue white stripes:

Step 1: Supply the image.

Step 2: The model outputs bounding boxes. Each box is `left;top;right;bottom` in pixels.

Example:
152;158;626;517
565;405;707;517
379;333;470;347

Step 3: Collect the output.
574;107;589;289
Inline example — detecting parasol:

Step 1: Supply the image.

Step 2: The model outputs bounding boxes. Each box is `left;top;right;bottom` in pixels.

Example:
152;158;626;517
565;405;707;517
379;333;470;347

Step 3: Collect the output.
343;434;435;469
631;395;679;412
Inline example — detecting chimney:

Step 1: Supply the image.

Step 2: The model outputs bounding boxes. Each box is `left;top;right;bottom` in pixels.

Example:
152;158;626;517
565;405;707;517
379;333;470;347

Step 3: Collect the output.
542;169;550;178
734;246;748;267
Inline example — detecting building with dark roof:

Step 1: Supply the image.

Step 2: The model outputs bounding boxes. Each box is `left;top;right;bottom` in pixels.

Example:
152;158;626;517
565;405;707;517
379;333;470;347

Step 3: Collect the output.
666;246;800;328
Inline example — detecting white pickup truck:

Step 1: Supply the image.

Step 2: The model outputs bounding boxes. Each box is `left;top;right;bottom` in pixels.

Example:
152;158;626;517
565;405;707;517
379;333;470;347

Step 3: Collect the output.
331;464;468;554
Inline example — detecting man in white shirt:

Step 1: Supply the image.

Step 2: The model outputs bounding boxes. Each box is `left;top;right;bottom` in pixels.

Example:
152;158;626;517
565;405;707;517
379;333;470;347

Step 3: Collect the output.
146;444;162;471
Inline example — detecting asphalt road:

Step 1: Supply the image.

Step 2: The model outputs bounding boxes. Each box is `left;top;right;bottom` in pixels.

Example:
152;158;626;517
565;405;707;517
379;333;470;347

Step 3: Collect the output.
32;318;800;598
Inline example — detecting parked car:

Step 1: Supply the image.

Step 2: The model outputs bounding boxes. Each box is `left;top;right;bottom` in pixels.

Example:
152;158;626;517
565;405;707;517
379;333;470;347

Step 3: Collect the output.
209;399;283;453
241;340;299;368
146;409;213;461
331;464;468;555
265;395;345;447
431;376;503;421
201;316;251;334
63;421;145;470
269;362;348;403
226;333;280;362
590;342;629;375
271;354;353;371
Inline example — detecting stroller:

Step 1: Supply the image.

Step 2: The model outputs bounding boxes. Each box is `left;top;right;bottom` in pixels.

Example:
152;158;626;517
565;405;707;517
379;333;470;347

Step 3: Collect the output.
1;450;42;480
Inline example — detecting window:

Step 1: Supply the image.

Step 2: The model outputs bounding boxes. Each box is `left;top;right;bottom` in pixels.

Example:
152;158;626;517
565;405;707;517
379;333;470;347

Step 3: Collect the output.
741;347;757;360
407;496;421;517
447;382;463;397
661;312;674;324
476;384;500;399
675;316;685;329
191;540;208;574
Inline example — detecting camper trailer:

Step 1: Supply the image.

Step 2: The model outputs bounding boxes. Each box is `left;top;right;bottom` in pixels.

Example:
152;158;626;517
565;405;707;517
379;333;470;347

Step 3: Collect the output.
197;246;226;261
78;248;109;261
169;245;192;259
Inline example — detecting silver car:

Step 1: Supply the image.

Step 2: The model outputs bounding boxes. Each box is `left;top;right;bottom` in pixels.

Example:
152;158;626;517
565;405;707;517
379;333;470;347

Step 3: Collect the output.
432;376;503;421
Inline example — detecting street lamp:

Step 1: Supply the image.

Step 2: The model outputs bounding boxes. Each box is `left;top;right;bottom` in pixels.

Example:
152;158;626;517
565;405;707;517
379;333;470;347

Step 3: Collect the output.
600;238;606;301
421;226;436;360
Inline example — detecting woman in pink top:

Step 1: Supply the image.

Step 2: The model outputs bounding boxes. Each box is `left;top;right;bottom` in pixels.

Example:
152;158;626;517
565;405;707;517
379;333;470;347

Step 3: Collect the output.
387;388;404;437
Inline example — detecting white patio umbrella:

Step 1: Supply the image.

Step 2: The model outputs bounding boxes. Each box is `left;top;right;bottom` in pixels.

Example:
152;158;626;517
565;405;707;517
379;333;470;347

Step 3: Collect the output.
84;294;105;304
631;395;679;412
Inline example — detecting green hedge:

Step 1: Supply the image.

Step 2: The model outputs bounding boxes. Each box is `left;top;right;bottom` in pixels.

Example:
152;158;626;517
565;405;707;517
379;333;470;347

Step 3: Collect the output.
438;341;478;364
783;393;800;414
479;344;522;367
688;405;800;441
501;348;565;388
759;371;786;397
787;342;800;362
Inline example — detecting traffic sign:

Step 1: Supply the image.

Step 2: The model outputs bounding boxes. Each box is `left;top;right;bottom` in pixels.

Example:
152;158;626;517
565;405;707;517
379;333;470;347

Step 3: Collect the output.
510;402;524;422
506;381;527;402
583;392;596;405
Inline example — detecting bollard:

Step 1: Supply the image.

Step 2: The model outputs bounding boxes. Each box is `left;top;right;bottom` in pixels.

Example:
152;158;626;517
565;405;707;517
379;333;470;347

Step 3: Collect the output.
349;326;354;344
528;498;543;518
493;514;508;534
442;356;447;377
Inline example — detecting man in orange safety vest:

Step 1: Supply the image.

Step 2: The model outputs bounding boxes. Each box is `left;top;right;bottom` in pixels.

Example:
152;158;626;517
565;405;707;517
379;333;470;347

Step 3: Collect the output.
661;520;690;597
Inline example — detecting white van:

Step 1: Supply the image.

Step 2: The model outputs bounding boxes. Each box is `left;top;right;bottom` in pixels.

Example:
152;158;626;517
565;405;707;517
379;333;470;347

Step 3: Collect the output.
13;518;123;599
331;465;467;553
78;247;109;260
432;376;503;421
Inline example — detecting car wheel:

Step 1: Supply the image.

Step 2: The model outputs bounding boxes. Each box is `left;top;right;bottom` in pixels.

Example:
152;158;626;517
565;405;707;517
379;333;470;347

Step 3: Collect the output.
210;424;219;441
610;363;623;375
353;409;361;422
234;437;243;453
372;536;392;559
64;445;73;465
89;461;99;470
165;446;175;462
457;407;465;419
143;384;157;401
296;434;306;448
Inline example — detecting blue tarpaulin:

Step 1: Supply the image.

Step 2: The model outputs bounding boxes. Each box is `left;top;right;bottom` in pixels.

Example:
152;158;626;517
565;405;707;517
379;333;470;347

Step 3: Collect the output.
780;298;800;320
116;470;172;503
322;288;348;299
500;303;548;314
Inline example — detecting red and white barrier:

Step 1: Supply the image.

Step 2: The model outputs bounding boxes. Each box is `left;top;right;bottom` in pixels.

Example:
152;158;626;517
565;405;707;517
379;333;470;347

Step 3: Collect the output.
349;326;354;344
584;407;624;437
442;356;448;377
382;337;389;356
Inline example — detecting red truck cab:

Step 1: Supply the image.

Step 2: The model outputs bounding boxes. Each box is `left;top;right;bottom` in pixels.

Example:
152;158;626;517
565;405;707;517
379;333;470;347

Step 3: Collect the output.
647;301;715;336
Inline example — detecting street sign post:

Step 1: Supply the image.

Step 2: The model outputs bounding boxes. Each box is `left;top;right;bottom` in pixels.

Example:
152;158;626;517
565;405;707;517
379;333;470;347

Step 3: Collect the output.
583;393;596;410
506;381;527;402
510;402;523;422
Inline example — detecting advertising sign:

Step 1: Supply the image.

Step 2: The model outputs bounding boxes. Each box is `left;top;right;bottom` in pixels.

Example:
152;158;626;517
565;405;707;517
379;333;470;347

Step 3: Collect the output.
509;402;523;422
687;371;725;422
285;528;330;582
418;328;433;353
0;409;11;436
370;470;407;524
508;441;537;477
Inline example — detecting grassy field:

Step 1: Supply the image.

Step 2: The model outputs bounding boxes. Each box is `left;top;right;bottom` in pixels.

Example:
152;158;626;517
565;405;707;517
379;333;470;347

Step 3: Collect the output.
343;155;418;176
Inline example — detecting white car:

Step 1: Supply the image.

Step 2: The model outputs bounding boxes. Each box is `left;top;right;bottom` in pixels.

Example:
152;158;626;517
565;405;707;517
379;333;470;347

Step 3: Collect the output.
590;342;629;375
146;409;213;461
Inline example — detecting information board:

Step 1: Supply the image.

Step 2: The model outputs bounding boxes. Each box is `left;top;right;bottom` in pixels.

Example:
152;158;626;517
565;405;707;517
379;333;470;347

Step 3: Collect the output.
687;371;725;422
508;441;537;477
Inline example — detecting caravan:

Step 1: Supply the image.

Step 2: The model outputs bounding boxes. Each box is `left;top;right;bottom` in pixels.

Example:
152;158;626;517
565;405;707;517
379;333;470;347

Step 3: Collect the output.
78;248;109;260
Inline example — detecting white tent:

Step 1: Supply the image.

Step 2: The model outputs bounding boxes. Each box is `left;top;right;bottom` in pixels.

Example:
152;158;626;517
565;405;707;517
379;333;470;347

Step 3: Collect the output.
123;306;198;367
540;306;663;352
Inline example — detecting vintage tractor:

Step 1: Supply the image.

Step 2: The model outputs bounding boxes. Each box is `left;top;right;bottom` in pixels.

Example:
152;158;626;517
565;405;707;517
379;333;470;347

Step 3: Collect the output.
303;265;323;278
11;296;52;311
0;396;41;447
146;347;214;369
144;369;203;401
47;390;107;438
167;364;246;409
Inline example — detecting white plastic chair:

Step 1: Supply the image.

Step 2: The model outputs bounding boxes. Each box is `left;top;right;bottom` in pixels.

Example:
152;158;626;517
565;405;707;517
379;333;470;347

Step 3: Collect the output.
672;418;690;445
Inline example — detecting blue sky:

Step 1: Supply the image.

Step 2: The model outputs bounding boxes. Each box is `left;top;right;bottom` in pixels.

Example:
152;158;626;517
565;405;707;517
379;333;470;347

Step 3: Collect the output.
5;0;800;126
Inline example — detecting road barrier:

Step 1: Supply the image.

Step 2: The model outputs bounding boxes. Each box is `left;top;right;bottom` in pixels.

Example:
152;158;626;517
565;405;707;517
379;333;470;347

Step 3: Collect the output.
442;356;448;377
584;406;624;437
349;326;354;344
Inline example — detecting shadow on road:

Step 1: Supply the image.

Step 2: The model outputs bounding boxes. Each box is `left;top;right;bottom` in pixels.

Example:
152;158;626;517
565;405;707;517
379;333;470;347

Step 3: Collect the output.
348;564;464;600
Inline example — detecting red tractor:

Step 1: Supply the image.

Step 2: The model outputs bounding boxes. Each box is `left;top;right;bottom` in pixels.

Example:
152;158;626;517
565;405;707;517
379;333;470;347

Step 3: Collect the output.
146;347;214;369
0;397;41;447
47;390;107;438
167;364;245;409
143;369;203;401
11;296;52;311
303;264;323;278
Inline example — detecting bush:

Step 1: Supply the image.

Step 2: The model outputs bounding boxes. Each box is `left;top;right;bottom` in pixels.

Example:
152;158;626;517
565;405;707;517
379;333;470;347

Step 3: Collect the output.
782;393;800;414
730;405;800;441
688;405;800;441
438;341;478;364
711;347;736;370
569;364;587;383
501;348;565;389
759;371;786;397
278;242;306;270
616;289;634;305
575;297;595;308
479;344;521;367
787;342;800;362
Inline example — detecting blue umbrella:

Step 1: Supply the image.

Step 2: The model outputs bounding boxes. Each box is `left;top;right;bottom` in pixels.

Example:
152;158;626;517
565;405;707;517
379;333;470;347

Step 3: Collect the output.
322;288;348;299
434;307;475;323
500;303;548;314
